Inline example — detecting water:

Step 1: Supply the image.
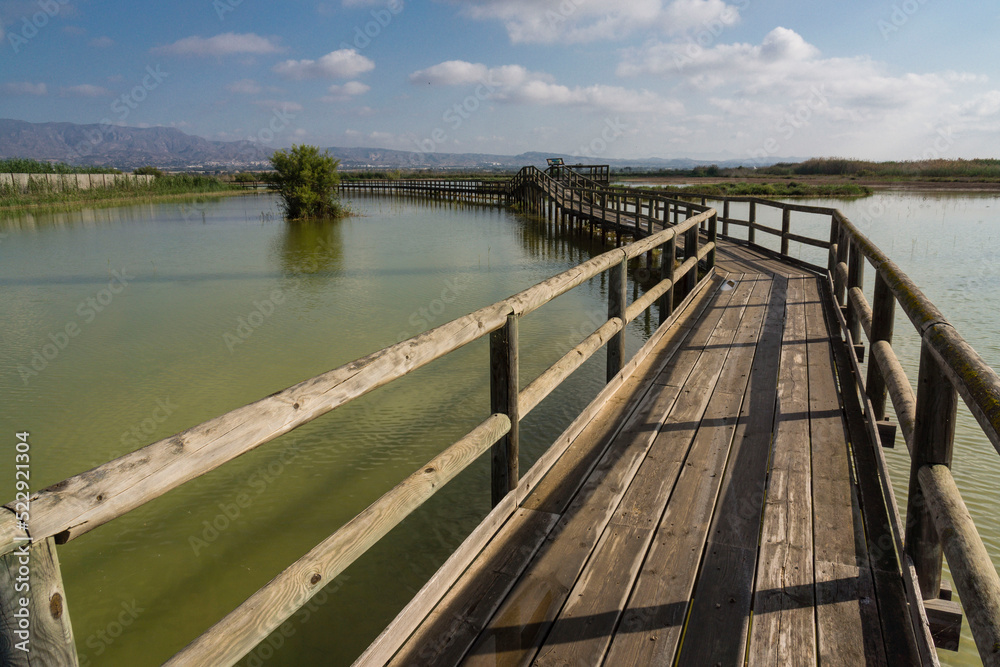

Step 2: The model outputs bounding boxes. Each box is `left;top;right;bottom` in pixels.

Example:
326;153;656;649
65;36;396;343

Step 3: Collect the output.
1;191;997;665
0;193;661;666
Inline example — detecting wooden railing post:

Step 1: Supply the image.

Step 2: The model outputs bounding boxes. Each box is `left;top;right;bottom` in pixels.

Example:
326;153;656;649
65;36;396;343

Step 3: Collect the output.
707;211;718;271
660;233;676;326
780;207;791;256
490;313;519;506
828;214;839;277
866;271;896;422
748;201;757;244
607;256;627;382
0;537;78;666
684;220;699;297
834;227;850;306
905;339;959;599
722;199;730;237
846;240;865;351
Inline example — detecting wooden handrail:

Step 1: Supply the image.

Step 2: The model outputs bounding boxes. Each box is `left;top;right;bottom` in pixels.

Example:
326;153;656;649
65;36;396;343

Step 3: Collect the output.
1;168;719;665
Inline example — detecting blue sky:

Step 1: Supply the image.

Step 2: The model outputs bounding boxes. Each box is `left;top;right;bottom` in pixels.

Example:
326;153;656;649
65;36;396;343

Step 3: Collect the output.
1;0;999;161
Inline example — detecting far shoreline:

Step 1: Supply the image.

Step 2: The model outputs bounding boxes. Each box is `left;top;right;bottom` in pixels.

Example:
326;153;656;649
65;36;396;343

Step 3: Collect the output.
614;174;1000;194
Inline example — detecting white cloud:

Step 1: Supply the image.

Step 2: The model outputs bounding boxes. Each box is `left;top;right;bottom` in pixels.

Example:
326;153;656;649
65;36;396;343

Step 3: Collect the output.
226;79;263;94
452;0;742;43
89;36;114;48
410;61;490;86
322;81;371;102
409;59;679;114
2;81;47;96
152;32;282;56
60;84;112;97
272;49;374;80
618;27;945;112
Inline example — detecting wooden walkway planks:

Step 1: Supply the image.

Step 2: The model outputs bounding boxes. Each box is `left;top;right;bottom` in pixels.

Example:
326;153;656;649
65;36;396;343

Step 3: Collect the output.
748;276;816;666
373;240;927;667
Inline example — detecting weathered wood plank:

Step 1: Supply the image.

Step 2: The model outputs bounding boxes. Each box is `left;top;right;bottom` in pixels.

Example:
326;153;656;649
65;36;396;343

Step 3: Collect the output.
383;508;559;666
608;279;770;664
0;537;78;667
805;277;886;666
520;274;724;517
672;274;786;665
467;277;760;666
652;272;750;389
748;276;816;667
919;464;1000;665
540;275;771;665
827;287;923;664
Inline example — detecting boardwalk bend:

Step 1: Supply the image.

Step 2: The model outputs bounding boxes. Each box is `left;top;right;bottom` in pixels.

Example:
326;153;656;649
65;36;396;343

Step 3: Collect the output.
3;165;1000;665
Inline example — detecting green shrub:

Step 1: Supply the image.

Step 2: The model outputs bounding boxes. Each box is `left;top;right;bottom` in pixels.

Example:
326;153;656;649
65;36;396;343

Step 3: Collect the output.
270;145;342;219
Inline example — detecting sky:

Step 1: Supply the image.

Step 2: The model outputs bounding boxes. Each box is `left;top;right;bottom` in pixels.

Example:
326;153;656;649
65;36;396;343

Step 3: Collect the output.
1;0;999;162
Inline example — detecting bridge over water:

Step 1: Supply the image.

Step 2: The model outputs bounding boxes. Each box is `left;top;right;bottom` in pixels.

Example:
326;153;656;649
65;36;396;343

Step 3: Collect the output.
3;166;999;666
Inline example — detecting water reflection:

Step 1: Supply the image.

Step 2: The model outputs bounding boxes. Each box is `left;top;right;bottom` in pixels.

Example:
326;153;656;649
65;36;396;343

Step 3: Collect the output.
274;218;344;277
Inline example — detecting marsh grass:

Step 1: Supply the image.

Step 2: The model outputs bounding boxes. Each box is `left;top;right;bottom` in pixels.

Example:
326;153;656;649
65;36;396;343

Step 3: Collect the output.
0;173;241;209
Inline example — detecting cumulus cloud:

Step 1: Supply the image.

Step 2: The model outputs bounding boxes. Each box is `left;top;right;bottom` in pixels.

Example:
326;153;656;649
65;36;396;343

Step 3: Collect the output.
619;26;948;112
452;0;742;43
60;84;112;97
152;32;282;56
2;81;48;96
322;81;371;102
409;59;679;114
272;49;375;80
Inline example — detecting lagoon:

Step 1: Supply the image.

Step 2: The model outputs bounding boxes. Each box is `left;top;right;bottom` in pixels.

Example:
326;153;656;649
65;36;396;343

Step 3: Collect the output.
0;190;997;665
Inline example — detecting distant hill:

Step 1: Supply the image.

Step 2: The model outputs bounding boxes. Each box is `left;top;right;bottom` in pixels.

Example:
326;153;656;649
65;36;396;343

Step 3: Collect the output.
0;119;805;171
0;119;270;171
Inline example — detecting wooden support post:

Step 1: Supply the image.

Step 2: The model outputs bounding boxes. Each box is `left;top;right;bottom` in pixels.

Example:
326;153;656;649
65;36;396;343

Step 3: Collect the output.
684;223;699;297
659;234;676;326
748;201;757;244
722;199;730;236
905;340;959;599
780;206;791;256
707;211;718;271
606;256;627;382
867;271;896;422
828;214;839;276
490;315;519;506
831;228;849;307
846;240;865;357
0;537;78;666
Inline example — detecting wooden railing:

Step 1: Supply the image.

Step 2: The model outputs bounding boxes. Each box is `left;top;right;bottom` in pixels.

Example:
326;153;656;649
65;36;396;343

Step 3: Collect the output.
339;178;509;202
827;210;1000;663
0;186;717;665
676;191;1000;662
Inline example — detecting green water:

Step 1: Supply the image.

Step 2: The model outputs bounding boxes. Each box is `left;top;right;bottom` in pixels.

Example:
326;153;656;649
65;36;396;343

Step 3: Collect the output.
0;193;662;665
1;191;997;665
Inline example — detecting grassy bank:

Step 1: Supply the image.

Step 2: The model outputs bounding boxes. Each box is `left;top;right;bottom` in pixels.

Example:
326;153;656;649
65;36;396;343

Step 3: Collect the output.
0;173;243;210
0;157;121;174
622;181;872;198
616;158;1000;186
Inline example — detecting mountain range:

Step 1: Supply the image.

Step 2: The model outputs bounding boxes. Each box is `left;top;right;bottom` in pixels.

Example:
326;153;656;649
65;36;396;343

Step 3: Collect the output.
0;119;804;172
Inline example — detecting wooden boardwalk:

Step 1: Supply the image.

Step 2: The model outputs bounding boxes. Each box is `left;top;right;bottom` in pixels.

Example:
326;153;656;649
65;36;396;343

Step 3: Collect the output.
8;166;1000;666
379;241;926;666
